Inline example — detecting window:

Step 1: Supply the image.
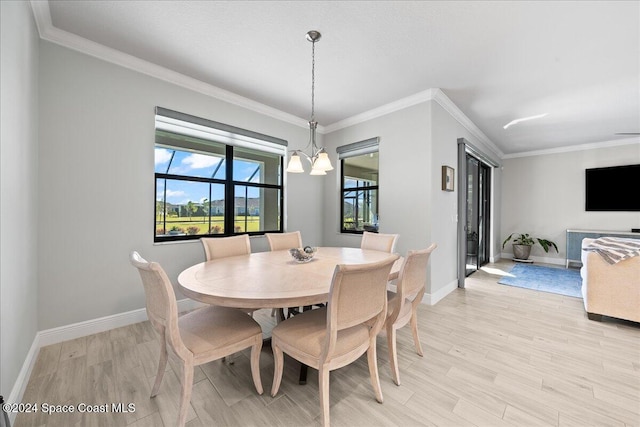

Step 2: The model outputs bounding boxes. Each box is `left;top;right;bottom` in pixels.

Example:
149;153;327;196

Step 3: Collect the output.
154;107;285;242
337;137;379;234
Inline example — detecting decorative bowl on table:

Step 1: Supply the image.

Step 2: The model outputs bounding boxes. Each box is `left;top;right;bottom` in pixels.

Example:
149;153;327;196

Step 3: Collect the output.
289;246;317;263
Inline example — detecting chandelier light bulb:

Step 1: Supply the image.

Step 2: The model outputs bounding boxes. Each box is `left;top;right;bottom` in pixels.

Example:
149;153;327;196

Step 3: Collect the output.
286;152;305;173
310;163;327;175
313;150;333;171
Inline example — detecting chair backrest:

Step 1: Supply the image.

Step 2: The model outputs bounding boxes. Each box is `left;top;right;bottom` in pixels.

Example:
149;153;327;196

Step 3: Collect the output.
129;251;188;358
360;231;399;253
389;244;437;322
266;231;303;251
201;235;251;261
324;254;399;357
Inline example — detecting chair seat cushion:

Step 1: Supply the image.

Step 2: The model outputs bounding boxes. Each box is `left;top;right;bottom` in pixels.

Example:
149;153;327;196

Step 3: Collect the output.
179;306;262;354
272;307;369;359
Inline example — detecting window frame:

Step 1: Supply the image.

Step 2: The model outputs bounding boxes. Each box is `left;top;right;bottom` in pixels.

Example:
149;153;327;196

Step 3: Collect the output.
154;107;286;243
337;137;380;234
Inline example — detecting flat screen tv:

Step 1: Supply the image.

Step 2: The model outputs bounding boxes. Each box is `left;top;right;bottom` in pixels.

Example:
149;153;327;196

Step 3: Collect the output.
585;164;640;211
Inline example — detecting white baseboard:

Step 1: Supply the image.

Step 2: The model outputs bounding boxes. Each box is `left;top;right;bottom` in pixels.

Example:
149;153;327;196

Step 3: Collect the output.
500;252;565;266
425;280;458;305
38;298;204;347
389;279;458;306
7;298;204;422
6;336;40;424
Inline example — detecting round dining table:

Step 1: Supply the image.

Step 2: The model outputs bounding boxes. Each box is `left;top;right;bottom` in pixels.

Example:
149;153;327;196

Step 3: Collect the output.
177;247;402;309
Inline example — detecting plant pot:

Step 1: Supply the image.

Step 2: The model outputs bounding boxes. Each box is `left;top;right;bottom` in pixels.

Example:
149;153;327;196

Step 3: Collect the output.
467;239;478;255
512;244;532;260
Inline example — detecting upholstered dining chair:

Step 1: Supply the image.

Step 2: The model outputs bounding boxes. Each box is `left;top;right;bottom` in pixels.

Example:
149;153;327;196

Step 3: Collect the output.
361;231;399;253
201;234;251;260
129;251;263;427
383;243;437;385
266;230;303;251
265;231;305;319
271;254;400;427
201;235;255;317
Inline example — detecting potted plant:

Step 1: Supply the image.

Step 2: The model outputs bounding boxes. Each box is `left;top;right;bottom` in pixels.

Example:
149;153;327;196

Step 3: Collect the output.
502;233;558;260
467;231;479;255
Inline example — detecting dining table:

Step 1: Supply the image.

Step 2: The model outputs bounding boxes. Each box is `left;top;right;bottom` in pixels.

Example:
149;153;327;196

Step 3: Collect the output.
177;246;403;384
177;246;402;310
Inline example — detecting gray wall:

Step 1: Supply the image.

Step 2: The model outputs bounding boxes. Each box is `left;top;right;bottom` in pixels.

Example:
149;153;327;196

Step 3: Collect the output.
0;1;40;397
322;102;432;255
501;143;640;263
430;102;503;288
37;41;323;330
322;99;503;297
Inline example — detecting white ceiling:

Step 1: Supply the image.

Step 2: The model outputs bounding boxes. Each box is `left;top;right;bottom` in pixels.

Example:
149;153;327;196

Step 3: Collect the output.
33;1;639;156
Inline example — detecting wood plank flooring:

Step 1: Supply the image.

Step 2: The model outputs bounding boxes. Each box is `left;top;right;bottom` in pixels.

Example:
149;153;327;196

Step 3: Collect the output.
15;260;640;426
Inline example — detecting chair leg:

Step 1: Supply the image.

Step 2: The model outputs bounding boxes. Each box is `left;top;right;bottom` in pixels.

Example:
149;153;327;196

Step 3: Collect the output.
386;326;401;386
587;312;603;321
250;336;263;395
298;363;308;385
223;353;236;365
410;310;423;357
367;340;383;403
271;341;284;397
151;337;168;397
319;366;330;427
177;361;194;427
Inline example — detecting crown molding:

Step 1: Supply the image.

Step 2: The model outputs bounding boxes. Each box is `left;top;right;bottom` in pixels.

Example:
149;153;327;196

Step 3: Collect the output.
431;89;505;159
29;0;310;130
502;137;640;159
30;0;52;37
323;88;504;160
323;89;438;133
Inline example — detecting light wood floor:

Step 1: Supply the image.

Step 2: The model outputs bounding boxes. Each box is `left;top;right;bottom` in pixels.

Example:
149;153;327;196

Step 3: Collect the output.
15;260;640;426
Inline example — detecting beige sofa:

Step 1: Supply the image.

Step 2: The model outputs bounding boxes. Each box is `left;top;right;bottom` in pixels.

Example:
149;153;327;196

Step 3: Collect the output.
580;238;640;323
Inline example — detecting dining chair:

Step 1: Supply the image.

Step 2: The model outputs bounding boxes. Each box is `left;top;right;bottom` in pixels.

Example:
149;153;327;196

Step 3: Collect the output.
361;231;399;253
201;235;255;317
266;230;322;384
271;254;400;427
201;234;251;260
383;243;437;385
129;251;263;427
265;231;305;319
265;230;302;251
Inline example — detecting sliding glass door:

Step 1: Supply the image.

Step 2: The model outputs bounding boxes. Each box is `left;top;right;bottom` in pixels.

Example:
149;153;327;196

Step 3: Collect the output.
465;154;491;276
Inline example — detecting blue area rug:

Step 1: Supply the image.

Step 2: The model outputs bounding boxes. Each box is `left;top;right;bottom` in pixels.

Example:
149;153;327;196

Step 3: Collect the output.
498;264;582;298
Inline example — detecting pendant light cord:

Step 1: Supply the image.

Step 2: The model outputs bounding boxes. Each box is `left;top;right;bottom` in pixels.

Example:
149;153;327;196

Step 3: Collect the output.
310;39;316;123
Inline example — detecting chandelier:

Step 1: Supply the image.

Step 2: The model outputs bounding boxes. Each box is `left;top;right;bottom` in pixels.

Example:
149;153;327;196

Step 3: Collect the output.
286;30;334;175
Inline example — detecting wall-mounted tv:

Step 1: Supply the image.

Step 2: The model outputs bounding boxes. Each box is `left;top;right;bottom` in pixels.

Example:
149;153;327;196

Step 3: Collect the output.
585;164;640;211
